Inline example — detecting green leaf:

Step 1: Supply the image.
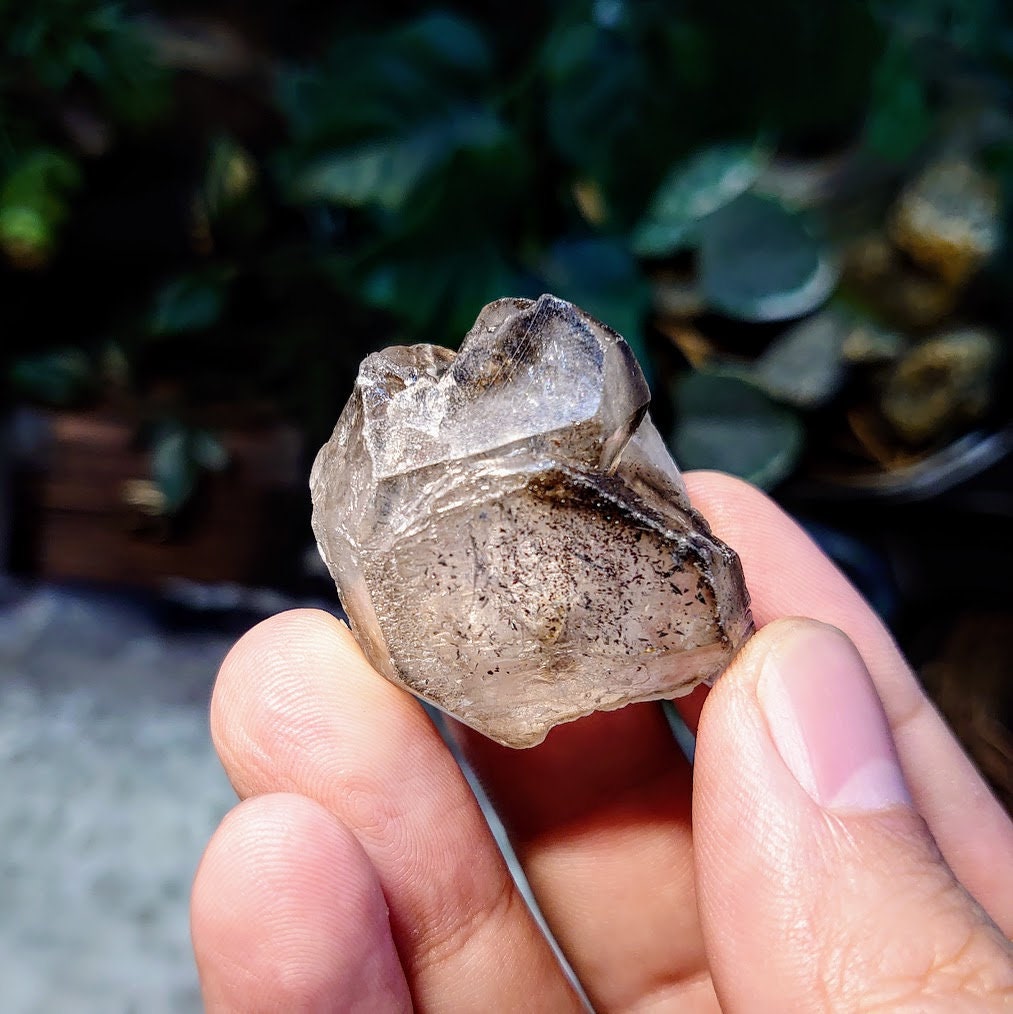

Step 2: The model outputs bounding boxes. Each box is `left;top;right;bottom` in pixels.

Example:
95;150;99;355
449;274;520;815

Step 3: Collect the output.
10;349;95;406
542;22;645;175
394;11;492;81
872;0;1002;66
864;40;931;162
191;430;229;472
6;5;168;123
0;149;82;262
698;193;837;322
683;1;881;145
748;309;849;408
290;109;505;211
539;9;717;217
631;142;769;256
1;150;80;197
359;259;446;327
275;13;497;183
150;428;198;513
150;274;228;335
670;370;804;489
292;143;431;210
360;244;520;341
275;13;506;215
538;236;652;381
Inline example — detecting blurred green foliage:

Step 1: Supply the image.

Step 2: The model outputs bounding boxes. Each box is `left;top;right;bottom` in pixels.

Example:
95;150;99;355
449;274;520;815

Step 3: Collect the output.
0;2;166;259
2;0;1012;503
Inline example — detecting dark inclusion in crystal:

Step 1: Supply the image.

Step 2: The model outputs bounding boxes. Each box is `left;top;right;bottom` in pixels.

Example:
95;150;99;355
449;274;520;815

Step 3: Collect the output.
311;294;753;747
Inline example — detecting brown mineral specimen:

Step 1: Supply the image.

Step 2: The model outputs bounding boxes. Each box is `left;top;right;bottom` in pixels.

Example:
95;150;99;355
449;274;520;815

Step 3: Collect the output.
310;294;753;747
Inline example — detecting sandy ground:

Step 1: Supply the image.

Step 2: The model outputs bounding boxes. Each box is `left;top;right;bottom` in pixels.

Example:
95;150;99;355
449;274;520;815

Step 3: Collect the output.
0;582;237;1013
0;581;593;1013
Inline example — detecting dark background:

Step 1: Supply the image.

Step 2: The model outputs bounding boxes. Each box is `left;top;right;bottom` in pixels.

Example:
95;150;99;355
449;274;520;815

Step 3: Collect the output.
1;1;1011;809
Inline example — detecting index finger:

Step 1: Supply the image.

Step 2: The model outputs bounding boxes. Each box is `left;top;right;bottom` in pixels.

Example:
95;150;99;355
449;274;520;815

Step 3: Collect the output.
684;470;1013;934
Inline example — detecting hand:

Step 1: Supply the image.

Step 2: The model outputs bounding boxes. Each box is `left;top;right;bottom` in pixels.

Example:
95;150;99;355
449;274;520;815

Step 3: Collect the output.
191;472;1013;1012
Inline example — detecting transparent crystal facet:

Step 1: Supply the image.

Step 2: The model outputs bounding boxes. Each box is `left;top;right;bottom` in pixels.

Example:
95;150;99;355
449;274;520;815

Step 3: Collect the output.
310;294;753;747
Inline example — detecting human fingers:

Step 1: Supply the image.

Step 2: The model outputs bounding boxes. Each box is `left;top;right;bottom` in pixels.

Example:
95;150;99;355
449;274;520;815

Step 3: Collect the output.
209;609;582;1011
455;468;1012;1007
685;471;1013;933
459;707;714;1012
694;618;1013;1013
453;468;910;1011
191;792;411;1013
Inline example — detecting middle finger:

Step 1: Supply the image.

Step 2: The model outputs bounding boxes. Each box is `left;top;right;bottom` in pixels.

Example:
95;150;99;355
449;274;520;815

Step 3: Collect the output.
458;704;712;1013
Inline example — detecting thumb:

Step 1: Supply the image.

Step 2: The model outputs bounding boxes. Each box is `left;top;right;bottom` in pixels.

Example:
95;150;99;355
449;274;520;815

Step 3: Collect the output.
693;618;1012;1013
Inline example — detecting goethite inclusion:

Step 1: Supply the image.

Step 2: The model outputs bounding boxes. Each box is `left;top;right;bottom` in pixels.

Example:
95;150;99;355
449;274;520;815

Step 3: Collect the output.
310;294;753;747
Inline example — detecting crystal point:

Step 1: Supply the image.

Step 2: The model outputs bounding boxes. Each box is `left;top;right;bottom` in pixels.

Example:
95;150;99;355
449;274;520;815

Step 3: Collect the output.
310;294;753;747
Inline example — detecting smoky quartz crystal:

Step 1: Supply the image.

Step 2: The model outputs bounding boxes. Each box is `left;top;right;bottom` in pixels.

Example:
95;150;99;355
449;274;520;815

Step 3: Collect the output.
310;294;753;747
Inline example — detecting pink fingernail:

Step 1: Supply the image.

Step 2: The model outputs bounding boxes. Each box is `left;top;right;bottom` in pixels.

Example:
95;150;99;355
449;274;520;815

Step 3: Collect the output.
757;622;912;813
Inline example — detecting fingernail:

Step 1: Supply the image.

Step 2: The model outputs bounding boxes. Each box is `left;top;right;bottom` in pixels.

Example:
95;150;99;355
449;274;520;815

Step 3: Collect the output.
757;622;912;813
